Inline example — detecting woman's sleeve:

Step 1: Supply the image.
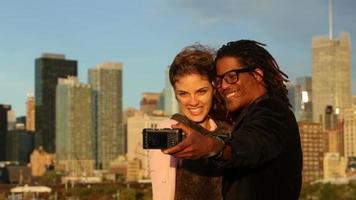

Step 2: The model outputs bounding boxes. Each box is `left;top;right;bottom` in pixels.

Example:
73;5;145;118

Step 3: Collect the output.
148;119;178;200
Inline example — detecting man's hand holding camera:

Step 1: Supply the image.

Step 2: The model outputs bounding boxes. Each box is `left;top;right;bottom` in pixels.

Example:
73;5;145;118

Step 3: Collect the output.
163;123;224;160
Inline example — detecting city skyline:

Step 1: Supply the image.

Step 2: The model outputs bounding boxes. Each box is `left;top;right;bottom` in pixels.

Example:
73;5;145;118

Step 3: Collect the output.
1;0;356;116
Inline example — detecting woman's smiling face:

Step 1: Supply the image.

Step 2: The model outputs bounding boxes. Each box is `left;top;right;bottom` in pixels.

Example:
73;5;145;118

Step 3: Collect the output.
174;73;213;124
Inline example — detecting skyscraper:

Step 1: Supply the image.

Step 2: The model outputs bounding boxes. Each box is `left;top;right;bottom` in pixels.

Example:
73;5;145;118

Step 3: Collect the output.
164;66;179;116
157;89;165;111
7;110;16;131
89;62;123;169
294;77;313;122
6;130;34;165
0;104;11;161
26;93;35;132
312;32;352;123
56;77;94;176
35;53;77;153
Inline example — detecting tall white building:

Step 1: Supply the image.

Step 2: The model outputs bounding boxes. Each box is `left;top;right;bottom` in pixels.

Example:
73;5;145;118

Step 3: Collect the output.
164;66;179;116
55;76;94;176
7;110;16;131
312;32;352;123
89;62;124;169
126;112;167;179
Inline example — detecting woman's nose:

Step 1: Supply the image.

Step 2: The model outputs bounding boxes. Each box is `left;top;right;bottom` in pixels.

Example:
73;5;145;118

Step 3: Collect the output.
188;95;199;106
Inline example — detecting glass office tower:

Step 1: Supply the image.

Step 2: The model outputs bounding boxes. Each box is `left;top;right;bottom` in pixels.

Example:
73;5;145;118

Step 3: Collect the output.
35;53;77;153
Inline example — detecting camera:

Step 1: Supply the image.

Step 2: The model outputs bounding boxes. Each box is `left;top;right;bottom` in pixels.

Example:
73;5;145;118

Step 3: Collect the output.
142;128;184;149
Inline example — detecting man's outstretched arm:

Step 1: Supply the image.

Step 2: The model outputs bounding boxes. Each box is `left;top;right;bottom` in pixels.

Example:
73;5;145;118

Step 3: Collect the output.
163;123;226;160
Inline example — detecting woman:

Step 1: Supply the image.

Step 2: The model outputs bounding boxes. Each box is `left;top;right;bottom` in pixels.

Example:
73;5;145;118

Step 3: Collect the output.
148;44;231;200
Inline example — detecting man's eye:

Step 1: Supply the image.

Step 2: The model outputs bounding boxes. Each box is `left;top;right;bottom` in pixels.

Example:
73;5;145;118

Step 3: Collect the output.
226;73;237;80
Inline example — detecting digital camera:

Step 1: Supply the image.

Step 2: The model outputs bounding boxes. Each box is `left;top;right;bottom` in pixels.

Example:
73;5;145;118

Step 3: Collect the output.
142;128;184;149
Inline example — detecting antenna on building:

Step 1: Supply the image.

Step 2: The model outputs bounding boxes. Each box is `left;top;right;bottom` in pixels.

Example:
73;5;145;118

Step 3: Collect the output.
328;0;333;40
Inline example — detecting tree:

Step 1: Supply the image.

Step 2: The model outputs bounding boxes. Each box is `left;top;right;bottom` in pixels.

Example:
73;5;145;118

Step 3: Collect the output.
320;183;338;200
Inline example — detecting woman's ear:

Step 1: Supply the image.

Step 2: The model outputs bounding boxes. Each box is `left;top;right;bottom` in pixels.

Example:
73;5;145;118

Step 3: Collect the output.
253;68;264;81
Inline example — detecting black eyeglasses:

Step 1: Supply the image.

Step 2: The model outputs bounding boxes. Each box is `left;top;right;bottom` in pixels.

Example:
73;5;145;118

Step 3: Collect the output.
212;66;256;88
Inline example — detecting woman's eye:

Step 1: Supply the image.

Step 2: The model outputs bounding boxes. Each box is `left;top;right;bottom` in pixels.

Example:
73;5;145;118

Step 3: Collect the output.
198;90;207;95
177;92;187;97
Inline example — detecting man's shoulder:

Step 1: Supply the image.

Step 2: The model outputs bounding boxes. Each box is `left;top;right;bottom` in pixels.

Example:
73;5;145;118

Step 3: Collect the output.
248;96;294;119
255;96;290;111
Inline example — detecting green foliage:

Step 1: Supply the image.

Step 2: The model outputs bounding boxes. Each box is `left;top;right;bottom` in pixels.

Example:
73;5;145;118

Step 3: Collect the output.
38;170;63;185
64;184;151;200
300;180;356;200
119;188;136;200
300;182;321;199
68;184;119;198
320;183;338;200
31;182;152;200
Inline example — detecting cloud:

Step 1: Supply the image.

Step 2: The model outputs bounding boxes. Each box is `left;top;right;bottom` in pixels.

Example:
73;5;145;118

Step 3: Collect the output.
159;0;356;42
157;0;356;84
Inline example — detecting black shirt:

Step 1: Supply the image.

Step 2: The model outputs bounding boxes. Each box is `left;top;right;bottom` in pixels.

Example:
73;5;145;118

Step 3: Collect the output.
215;95;303;200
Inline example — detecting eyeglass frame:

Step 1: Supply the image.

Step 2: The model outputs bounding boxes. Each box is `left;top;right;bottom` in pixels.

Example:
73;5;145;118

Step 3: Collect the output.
212;66;257;88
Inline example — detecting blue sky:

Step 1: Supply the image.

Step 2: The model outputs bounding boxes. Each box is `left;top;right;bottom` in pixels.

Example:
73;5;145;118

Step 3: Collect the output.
1;0;356;116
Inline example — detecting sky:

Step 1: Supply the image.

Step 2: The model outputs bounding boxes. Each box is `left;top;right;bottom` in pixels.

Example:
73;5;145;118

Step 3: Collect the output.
1;0;356;116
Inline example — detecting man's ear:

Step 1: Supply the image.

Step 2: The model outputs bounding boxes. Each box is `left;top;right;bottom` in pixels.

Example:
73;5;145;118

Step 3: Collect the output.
253;68;264;81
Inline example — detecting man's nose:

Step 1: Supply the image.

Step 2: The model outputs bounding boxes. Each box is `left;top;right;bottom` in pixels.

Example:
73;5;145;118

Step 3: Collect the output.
220;78;230;90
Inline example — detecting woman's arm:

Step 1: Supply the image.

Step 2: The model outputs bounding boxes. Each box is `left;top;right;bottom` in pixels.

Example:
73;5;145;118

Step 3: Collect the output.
148;119;178;200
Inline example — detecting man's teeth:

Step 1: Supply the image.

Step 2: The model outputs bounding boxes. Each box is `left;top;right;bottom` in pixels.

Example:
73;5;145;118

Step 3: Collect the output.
226;92;236;98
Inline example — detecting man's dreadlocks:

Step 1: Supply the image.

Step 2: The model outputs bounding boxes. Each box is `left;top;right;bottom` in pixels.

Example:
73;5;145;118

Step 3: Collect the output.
214;40;291;107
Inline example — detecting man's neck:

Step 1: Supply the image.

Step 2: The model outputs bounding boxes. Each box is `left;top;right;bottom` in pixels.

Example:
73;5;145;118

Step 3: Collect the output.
231;93;268;116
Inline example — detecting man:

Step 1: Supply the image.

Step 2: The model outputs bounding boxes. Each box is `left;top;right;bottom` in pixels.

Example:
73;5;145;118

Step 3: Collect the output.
164;40;303;199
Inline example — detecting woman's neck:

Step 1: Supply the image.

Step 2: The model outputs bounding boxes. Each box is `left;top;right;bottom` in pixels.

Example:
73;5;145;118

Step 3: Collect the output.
198;117;211;130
